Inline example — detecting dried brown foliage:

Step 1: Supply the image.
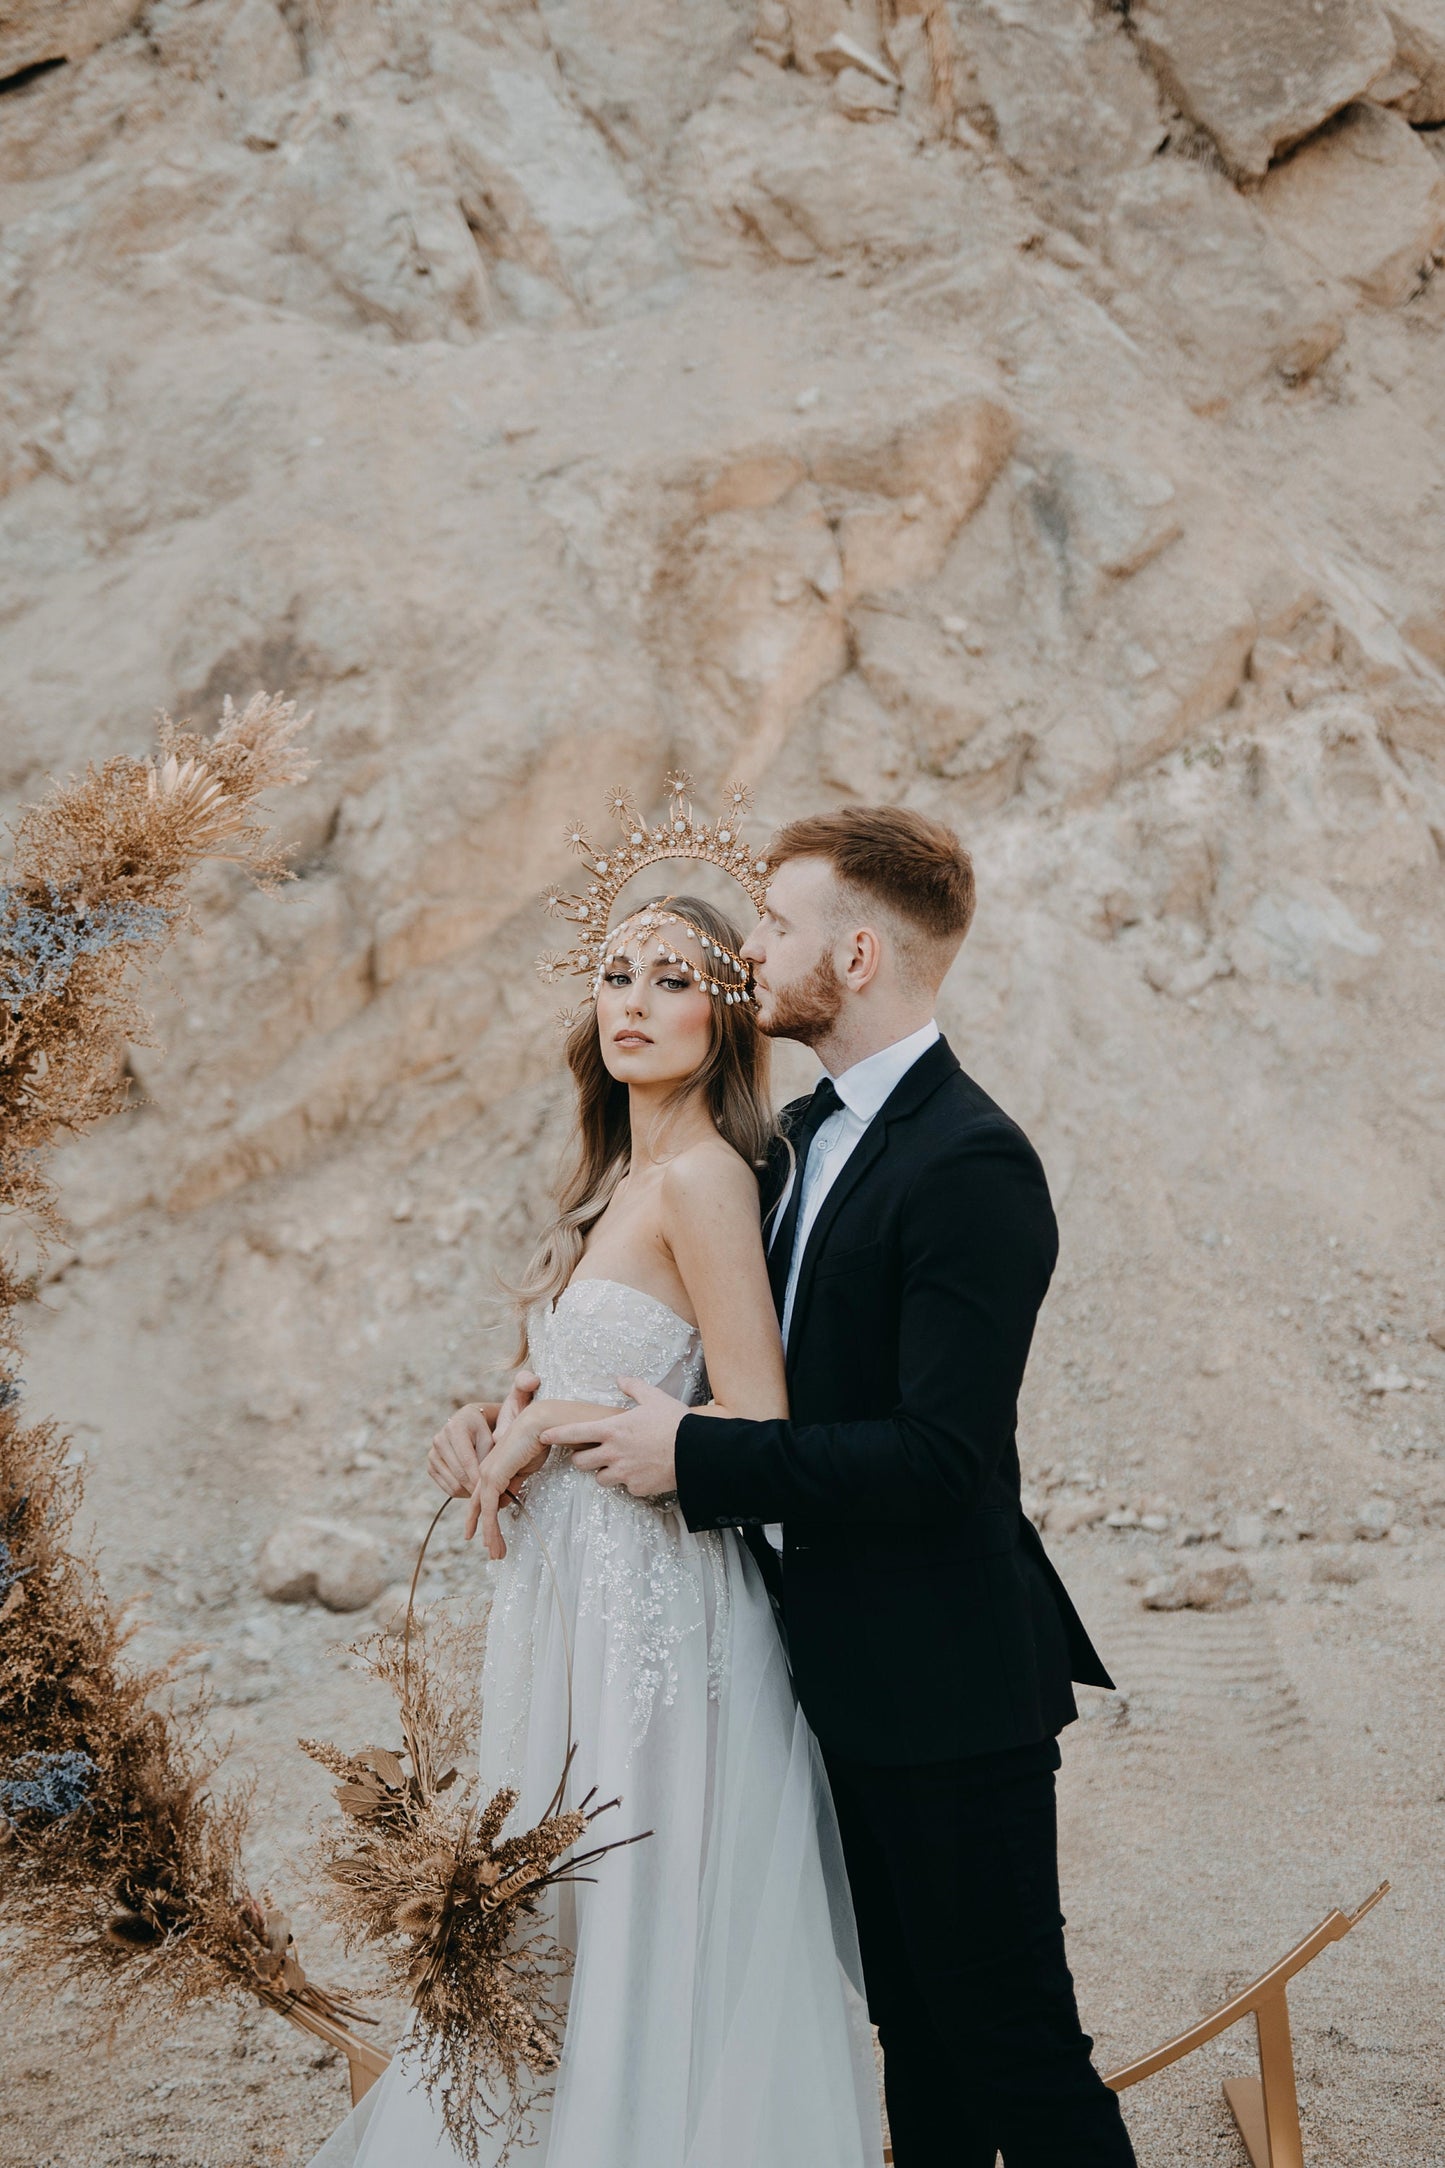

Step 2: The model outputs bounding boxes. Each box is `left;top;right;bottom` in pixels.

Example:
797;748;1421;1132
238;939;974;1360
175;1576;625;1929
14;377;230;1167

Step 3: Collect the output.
302;1512;649;2164
1;692;313;1244
0;1389;361;2035
0;692;357;2052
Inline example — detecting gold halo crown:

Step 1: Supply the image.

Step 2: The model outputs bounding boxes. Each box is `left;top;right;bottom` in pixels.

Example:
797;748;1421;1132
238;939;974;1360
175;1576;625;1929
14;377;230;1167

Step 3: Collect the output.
536;772;769;1022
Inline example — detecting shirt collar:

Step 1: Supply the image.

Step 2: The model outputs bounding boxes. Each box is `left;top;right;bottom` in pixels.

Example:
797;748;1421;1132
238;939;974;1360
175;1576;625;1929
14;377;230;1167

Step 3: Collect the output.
824;1020;940;1123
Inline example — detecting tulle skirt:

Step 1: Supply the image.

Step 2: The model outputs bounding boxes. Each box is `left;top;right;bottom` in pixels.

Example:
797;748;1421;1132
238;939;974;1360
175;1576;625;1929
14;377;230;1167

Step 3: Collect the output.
304;1462;884;2168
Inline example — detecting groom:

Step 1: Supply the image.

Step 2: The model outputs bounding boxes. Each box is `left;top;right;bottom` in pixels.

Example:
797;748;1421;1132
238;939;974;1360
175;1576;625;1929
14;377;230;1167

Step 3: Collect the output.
546;806;1135;2168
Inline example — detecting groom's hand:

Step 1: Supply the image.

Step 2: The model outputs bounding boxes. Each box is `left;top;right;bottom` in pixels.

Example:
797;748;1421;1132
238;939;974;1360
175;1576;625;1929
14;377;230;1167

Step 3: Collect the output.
542;1377;684;1498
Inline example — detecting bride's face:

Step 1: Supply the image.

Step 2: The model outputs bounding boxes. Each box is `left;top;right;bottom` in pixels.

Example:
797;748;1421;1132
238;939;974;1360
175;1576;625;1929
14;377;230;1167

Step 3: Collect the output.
595;926;716;1087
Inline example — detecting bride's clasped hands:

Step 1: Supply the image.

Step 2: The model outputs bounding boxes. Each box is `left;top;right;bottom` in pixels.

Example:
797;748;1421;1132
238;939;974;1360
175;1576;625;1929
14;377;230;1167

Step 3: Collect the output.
462;1391;640;1558
427;1359;701;1560
468;1373;715;1556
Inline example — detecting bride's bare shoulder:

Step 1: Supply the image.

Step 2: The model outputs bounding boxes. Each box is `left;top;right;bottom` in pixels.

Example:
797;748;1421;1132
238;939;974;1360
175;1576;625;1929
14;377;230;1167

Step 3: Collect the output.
659;1135;763;1221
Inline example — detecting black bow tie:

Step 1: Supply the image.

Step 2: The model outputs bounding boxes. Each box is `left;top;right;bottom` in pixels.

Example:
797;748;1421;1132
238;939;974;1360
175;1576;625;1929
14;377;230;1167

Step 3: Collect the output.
766;1078;844;1313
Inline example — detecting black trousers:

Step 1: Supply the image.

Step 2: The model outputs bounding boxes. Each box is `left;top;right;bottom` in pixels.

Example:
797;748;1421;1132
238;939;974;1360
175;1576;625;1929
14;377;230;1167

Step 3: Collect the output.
823;1741;1136;2168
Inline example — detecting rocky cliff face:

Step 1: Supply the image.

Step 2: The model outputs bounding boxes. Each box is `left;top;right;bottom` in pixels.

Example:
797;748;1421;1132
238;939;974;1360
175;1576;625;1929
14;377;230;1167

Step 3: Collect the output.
3;4;1443;2161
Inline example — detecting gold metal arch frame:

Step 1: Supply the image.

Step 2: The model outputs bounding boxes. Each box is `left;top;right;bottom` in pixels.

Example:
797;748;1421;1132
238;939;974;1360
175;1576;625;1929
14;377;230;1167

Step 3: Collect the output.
1102;1881;1389;2168
277;1880;1390;2162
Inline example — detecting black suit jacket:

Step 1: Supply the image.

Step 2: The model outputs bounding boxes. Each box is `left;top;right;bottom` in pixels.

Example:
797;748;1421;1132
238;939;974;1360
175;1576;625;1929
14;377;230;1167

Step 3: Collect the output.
675;1035;1112;1765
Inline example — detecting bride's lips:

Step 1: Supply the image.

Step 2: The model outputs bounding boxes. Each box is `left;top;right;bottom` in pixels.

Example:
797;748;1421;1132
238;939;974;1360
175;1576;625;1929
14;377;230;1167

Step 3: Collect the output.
612;1031;653;1047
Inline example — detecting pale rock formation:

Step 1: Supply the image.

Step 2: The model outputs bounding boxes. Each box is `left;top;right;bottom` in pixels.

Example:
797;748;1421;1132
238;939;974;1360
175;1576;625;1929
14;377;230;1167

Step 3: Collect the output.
284;105;493;339
1383;0;1445;118
1258;101;1445;307
813;30;899;86
1142;1559;1255;1610
258;1515;390;1610
147;0;302;104
0;0;142;75
1011;451;1182;607
1132;0;1398;177
829;63;896;120
812;392;1018;600
851;606;993;781
656;478;850;777
534;0;753;159
1047;1497;1110;1536
687;75;1018;269
953;0;1164;219
1104;160;1347;406
778;0;880;75
438;41;680;313
642;391;1016;776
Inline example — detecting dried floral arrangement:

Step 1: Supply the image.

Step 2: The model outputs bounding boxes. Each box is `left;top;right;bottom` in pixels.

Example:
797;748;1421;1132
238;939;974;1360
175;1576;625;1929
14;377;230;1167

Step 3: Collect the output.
301;1505;649;2164
0;1382;363;2033
0;696;362;2042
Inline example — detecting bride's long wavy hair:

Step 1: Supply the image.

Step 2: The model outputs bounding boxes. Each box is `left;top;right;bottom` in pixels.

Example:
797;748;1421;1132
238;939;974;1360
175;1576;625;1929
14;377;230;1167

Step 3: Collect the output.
510;893;777;1350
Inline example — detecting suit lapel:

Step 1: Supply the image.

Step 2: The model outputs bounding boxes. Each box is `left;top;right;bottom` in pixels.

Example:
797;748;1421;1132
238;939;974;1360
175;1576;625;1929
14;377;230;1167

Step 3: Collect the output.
784;1035;960;1361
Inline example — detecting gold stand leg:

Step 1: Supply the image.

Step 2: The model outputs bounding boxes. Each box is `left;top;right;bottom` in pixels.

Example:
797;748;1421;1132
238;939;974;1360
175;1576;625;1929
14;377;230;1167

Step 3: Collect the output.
1257;1989;1305;2168
1222;2076;1268;2166
1221;1991;1305;2168
346;2050;379;2106
275;1999;390;2106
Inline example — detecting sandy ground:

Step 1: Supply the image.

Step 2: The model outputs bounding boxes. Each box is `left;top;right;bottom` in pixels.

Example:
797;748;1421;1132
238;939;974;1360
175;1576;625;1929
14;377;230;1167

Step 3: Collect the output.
3;1186;1440;2168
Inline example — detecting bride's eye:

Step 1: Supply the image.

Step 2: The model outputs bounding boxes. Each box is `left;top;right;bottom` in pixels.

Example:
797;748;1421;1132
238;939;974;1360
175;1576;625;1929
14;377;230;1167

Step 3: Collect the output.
603;970;633;988
657;974;691;992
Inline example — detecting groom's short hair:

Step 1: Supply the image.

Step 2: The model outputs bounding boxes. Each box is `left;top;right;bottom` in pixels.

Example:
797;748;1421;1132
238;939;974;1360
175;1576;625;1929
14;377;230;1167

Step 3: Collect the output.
766;805;976;947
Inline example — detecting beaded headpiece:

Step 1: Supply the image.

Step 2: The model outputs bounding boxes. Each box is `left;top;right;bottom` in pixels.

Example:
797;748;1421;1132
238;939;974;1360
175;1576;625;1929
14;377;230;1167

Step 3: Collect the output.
536;772;769;1024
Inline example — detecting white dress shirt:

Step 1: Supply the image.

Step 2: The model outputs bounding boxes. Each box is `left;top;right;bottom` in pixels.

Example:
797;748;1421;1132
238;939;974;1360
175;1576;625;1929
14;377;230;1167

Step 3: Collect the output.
763;1018;940;1551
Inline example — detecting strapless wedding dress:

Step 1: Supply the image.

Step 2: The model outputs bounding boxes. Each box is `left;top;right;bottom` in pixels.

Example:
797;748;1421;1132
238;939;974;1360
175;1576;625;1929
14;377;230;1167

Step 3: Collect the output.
306;1278;884;2168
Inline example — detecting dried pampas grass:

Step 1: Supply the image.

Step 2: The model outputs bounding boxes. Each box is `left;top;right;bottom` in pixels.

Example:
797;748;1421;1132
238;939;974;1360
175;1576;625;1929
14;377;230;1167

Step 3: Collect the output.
0;693;358;2055
302;1504;649;2164
1;692;313;1243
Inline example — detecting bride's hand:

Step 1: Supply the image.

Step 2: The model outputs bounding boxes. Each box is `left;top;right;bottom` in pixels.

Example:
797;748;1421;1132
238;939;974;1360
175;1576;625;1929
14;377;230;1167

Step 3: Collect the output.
466;1407;553;1559
428;1402;495;1500
493;1368;541;1444
427;1372;538;1499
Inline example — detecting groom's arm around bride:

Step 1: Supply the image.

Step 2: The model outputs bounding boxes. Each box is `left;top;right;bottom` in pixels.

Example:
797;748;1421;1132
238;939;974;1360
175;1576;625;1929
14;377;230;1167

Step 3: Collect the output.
676;1050;1109;1764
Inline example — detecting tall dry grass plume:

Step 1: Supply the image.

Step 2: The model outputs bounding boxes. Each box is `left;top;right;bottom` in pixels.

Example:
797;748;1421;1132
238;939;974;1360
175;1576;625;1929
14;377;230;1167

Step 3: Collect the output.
1;693;313;1241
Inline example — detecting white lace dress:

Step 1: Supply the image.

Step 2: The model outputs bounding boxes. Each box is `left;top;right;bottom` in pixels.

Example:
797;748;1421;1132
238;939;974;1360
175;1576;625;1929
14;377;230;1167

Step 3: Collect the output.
307;1278;884;2168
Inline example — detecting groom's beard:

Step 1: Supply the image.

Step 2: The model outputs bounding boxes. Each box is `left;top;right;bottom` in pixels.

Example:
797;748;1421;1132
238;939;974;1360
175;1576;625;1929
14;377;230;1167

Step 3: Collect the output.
757;951;844;1046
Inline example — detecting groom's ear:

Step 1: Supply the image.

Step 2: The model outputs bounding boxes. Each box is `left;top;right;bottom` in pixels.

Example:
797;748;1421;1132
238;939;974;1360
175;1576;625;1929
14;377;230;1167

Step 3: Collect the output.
840;922;885;994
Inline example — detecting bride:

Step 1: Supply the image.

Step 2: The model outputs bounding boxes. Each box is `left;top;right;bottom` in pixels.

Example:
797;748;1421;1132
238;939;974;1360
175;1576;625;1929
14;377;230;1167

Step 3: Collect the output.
308;891;884;2168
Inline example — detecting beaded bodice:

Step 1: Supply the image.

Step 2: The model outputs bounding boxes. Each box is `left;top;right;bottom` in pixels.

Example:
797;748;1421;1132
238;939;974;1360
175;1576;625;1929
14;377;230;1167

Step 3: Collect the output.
527;1277;708;1409
478;1277;724;1770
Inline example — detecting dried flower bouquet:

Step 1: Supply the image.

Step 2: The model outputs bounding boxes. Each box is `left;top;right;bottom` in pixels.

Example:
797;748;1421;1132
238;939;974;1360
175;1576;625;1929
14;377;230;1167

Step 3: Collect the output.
302;1506;650;2164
